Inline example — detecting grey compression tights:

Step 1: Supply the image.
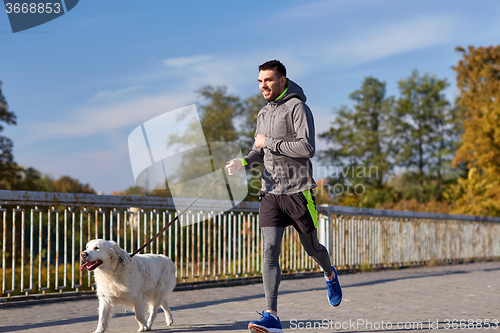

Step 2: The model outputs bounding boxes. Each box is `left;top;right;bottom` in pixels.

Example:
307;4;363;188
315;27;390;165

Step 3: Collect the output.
261;227;334;312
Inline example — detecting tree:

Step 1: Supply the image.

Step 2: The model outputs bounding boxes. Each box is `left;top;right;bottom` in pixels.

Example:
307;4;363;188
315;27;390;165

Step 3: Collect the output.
449;45;500;216
196;85;243;143
394;70;459;196
36;175;95;193
15;166;42;191
321;77;396;187
319;77;397;206
453;46;500;176
445;167;500;216
0;81;18;189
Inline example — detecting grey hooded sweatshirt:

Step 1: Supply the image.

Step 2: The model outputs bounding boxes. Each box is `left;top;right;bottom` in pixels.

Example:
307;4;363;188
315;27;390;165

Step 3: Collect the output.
242;79;317;195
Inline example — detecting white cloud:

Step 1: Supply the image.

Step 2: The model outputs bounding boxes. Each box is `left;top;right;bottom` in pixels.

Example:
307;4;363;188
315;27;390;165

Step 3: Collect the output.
265;0;460;72
89;85;147;104
163;54;254;90
164;55;213;68
276;0;355;21
282;14;458;73
19;55;256;144
20;92;195;144
16;7;459;146
325;15;457;66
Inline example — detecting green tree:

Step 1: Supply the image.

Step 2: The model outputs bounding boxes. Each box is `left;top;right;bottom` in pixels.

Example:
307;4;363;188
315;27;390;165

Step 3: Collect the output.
320;77;396;188
196;85;243;143
394;70;458;189
15;166;42;191
112;185;172;197
197;87;269;201
319;77;397;206
36;175;95;193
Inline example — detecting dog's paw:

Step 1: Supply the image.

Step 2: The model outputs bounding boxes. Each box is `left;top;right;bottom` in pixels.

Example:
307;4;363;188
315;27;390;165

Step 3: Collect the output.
137;325;149;332
166;318;173;326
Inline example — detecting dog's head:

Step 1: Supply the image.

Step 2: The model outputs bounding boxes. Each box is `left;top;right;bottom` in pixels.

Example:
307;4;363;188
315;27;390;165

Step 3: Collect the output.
80;239;129;272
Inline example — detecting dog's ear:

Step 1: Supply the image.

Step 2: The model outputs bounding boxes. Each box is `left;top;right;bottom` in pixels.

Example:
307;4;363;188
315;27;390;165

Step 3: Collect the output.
108;240;129;262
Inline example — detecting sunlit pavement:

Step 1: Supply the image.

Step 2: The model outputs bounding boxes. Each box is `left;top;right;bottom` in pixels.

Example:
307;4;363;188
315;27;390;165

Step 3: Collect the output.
1;261;499;333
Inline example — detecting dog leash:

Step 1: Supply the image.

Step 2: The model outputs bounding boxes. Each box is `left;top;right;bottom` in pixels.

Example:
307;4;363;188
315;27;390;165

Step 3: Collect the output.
129;167;227;258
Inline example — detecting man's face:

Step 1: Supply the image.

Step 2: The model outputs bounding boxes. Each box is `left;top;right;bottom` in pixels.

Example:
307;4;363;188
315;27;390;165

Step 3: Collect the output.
258;70;286;101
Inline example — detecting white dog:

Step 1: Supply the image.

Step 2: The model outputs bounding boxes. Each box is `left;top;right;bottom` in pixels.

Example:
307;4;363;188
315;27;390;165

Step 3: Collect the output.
80;239;176;332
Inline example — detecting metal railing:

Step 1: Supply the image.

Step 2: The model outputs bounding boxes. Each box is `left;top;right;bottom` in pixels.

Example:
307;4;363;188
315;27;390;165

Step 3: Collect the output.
319;206;500;268
1;190;500;302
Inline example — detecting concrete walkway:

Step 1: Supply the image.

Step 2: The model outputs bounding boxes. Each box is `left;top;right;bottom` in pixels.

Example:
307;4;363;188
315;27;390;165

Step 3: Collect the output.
1;261;499;333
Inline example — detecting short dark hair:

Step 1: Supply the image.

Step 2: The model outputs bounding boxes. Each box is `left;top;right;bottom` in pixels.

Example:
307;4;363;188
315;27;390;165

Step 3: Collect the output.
259;60;286;77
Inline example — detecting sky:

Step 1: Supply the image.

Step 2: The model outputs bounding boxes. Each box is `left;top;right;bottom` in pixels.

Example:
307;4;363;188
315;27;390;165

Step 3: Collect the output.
1;0;500;194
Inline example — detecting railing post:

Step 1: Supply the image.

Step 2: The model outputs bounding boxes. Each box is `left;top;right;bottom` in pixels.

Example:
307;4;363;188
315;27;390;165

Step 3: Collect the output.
318;206;332;255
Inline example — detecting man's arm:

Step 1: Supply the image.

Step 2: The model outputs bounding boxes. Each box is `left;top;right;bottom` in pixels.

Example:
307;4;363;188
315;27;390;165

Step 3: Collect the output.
262;102;315;158
242;148;264;169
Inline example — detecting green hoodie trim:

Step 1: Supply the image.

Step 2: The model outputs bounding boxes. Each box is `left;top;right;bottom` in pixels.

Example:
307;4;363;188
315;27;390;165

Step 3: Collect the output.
274;79;289;101
240;158;248;166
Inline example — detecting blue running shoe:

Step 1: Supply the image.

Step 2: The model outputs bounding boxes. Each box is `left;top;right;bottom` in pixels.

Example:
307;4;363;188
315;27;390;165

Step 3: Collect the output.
248;311;283;333
325;266;342;307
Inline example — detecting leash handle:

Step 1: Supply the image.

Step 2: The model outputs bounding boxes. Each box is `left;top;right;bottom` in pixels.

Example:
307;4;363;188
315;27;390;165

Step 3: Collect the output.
129;167;226;258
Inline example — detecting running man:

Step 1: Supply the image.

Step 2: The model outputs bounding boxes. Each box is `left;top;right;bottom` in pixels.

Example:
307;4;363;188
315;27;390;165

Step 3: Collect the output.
226;60;342;333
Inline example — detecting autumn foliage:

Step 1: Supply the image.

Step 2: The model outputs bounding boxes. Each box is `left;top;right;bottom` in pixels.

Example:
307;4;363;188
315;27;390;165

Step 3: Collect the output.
448;46;500;215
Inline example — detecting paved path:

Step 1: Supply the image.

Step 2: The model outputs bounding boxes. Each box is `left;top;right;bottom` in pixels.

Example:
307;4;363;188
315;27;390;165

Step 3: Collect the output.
1;261;499;333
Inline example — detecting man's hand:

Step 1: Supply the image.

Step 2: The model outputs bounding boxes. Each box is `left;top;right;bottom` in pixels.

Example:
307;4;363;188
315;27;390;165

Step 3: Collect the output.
255;133;267;148
225;159;242;176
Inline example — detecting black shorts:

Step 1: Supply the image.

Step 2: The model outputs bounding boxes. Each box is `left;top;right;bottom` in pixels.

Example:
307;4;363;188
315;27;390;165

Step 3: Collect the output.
259;190;318;234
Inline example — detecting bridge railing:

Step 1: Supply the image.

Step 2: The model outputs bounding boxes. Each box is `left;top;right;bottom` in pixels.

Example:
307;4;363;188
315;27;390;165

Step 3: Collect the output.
1;190;499;302
319;206;500;268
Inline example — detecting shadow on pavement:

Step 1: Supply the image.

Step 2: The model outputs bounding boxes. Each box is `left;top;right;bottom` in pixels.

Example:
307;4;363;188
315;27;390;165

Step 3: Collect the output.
151;321;249;332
